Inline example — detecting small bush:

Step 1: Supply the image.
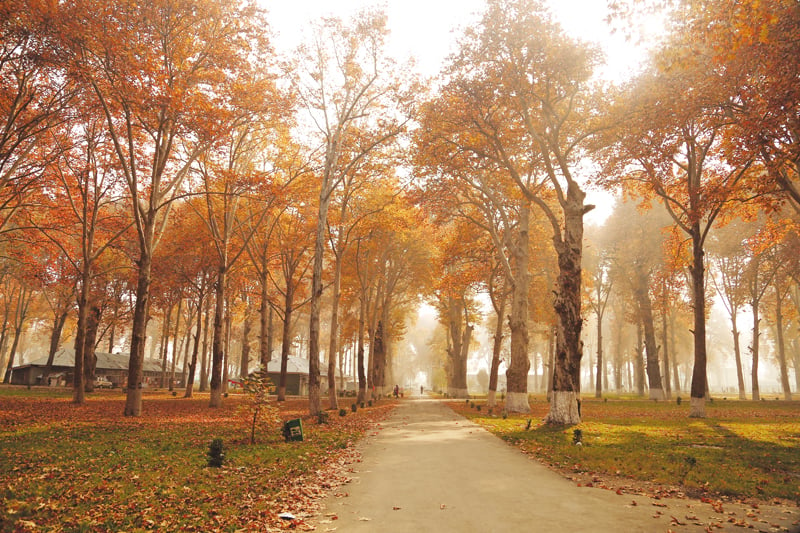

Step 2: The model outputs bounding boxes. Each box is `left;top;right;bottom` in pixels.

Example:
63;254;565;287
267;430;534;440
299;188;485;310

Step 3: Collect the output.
368;400;373;407
676;396;682;405
502;411;508;419
476;405;482;412
360;402;365;409
171;391;177;397
339;408;347;417
351;403;357;413
207;438;224;468
317;411;329;424
470;401;475;408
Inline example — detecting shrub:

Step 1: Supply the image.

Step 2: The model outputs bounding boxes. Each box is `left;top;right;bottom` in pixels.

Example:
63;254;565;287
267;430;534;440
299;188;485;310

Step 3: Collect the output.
676;396;682;405
368;400;373;407
207;438;224;468
317;411;329;424
239;368;280;445
339;408;347;417
351;403;357;412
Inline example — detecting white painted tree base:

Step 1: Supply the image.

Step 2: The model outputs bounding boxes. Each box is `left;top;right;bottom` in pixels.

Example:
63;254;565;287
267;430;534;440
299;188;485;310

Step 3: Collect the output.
487;390;497;407
545;391;580;425
505;391;530;413
689;397;706;417
209;389;222;408
649;388;665;401
449;387;468;399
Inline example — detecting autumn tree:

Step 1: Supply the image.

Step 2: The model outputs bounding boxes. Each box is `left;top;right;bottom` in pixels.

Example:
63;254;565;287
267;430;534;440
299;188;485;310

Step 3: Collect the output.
288;9;414;415
417;0;601;422
598;27;768;415
0;0;73;239
61;0;278;415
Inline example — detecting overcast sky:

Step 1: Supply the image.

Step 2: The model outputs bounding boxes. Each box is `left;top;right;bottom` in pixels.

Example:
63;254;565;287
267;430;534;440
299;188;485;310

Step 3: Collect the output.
266;0;658;82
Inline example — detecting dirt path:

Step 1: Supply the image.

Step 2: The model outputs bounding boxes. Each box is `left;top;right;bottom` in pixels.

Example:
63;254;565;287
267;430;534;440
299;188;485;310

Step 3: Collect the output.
310;399;799;532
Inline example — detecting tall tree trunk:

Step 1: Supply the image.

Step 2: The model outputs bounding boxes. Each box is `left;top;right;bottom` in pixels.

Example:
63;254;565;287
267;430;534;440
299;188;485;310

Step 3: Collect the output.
751;298;761;401
595;307;604;398
373;320;386;398
160;304;172;388
42;309;69;384
327;254;344;410
356;295;367;403
688;226;709;417
169;297;183;391
241;310;252;378
546;190;586;424
73;278;89;403
773;289;792;401
487;292;506;407
83;304;101;392
209;267;227;408
731;314;746;400
185;289;204;398
635;321;645;396
670;311;681;393
277;287;293;401
307;188;332;416
661;307;672;400
124;225;155;416
634;269;664;400
507;204;531;413
199;293;212;392
259;274;271;369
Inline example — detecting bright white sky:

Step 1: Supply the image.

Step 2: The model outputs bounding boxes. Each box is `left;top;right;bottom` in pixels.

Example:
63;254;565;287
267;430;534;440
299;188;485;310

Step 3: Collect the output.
266;0;659;81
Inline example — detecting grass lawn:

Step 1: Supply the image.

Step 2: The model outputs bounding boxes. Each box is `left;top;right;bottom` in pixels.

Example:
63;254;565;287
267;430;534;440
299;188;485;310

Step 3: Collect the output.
0;387;393;532
451;395;800;505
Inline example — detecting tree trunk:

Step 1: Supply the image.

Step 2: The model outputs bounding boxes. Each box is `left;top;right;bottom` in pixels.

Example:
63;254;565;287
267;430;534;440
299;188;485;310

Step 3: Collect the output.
688;226;708;417
356;295;367;403
209;267;226;408
308;187;332;416
277;287;293;402
670;312;681;394
731;314;746;400
327;254;344;410
73;277;89;403
773;289;792;401
635;321;645;396
546;190;585;424
259;274;271;369
160;304;173;388
487;294;505;408
199;292;211;392
507;204;531;413
83;304;101;392
634;269;664;400
42;308;69;385
595;307;604;398
241;310;252;378
373;320;387;398
660;307;672;400
751;298;761;401
169;297;183;391
185;289;204;398
124;227;155;416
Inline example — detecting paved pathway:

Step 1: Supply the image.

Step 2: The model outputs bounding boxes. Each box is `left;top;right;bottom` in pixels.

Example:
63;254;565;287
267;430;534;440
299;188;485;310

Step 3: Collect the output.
311;399;799;533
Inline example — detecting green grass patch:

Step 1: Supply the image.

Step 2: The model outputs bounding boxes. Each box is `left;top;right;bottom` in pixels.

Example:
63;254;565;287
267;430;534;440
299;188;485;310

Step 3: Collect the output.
451;396;800;503
0;387;394;532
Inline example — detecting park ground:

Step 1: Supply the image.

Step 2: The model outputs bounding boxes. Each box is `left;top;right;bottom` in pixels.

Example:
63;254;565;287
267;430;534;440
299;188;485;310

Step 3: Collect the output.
1;387;798;532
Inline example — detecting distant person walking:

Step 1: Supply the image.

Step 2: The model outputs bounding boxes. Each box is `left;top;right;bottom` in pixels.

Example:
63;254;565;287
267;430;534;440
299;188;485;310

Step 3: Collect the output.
420;385;424;395
393;384;399;398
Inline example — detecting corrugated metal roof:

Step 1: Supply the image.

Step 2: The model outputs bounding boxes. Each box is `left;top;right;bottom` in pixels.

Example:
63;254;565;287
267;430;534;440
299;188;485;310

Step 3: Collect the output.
19;347;164;373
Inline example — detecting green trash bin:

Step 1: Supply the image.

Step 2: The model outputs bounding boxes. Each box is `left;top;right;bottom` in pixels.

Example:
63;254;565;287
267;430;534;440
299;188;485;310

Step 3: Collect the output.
283;418;303;442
